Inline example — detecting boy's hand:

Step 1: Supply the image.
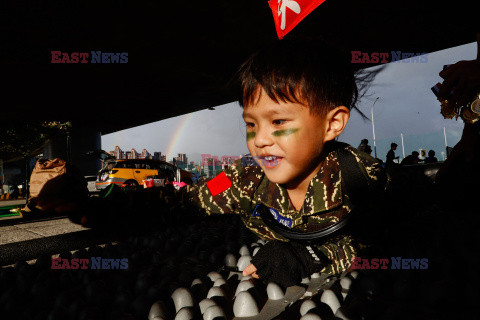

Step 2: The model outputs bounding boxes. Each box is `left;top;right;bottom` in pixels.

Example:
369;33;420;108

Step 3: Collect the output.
243;264;260;279
248;240;330;288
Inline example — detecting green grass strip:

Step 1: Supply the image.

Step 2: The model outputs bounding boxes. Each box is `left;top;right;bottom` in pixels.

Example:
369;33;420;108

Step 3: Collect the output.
0;212;21;218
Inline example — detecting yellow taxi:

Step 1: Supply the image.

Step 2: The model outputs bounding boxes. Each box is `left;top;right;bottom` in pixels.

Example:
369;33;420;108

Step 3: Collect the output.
95;158;192;190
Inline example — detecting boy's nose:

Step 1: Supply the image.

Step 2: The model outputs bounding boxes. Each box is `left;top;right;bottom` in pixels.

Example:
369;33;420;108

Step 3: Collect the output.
254;126;274;148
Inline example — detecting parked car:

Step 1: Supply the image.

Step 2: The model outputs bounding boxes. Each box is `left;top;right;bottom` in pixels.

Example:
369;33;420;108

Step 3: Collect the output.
95;158;193;191
84;176;98;193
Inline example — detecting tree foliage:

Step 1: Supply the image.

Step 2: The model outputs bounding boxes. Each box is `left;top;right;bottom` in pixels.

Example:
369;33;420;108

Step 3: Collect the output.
0;121;71;161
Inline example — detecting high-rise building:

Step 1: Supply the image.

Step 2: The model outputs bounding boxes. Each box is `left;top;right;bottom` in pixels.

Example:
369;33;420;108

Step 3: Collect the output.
110;146;125;159
178;153;187;163
128;148;140;159
201;154;211;166
140;149;152;159
173;153;188;169
109;146;166;160
200;155;222;178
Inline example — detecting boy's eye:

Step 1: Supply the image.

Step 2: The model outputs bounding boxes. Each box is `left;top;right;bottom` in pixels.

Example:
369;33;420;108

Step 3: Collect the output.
245;122;255;128
272;119;286;125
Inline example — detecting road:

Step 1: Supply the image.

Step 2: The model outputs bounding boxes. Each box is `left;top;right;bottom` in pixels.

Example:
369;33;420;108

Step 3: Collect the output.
0;217;88;246
0;199;27;207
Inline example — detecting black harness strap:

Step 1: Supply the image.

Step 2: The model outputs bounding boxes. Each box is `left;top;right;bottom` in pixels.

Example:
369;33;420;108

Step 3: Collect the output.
258;143;370;241
336;143;370;207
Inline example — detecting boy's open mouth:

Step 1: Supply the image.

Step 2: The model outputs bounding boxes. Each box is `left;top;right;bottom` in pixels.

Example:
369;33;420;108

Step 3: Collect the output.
260;156;283;168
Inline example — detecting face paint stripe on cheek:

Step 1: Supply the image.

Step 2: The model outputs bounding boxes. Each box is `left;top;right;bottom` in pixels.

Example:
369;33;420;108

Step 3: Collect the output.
272;128;299;137
246;132;256;141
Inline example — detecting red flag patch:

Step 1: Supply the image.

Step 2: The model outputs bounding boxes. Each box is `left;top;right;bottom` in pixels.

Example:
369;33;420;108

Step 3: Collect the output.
206;171;232;196
268;0;327;39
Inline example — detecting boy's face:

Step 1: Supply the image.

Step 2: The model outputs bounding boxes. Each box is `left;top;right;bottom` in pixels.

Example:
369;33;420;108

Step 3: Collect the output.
242;88;330;188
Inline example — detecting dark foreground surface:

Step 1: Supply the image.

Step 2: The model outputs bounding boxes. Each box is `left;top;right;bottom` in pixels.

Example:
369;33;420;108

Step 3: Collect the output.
0;177;478;320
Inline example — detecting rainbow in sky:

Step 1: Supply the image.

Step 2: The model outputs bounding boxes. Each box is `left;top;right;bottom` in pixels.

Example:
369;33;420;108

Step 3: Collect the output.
165;113;194;161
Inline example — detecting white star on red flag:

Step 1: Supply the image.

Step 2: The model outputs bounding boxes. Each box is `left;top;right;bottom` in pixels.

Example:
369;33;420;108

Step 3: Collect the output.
268;0;327;39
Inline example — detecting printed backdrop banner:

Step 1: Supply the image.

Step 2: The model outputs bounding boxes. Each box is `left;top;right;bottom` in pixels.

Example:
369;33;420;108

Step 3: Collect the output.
268;0;327;39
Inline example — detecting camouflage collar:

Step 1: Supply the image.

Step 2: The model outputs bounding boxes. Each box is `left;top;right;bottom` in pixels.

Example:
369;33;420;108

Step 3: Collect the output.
255;148;343;216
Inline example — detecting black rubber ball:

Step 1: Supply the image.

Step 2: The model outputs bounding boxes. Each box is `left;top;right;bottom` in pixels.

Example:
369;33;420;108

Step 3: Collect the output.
131;295;151;319
78;306;104;320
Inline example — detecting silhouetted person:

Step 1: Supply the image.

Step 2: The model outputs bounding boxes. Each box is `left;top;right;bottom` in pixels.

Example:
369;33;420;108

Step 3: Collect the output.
401;151;420;165
358;139;370;153
386;143;399;166
364;145;373;155
424;150;438;164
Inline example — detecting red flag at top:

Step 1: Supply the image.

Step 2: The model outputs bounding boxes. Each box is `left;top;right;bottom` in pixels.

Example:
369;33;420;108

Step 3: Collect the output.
268;0;327;39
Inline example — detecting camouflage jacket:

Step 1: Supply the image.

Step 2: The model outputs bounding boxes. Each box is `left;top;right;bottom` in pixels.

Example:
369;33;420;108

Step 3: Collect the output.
182;142;385;276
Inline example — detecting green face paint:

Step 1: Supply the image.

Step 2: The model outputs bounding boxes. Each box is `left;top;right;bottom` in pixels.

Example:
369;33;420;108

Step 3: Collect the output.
272;128;299;137
246;131;256;141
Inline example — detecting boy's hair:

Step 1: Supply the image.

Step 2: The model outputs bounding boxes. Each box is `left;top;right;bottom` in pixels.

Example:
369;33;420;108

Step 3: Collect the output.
391;143;398;148
237;37;359;117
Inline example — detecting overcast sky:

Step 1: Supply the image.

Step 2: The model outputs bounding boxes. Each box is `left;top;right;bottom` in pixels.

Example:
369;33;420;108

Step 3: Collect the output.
103;42;476;163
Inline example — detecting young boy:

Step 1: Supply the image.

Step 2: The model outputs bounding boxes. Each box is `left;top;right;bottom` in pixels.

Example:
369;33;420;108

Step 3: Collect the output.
181;37;385;287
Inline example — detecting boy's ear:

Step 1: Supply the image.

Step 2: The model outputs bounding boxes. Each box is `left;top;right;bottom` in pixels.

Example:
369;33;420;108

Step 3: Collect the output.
323;106;350;142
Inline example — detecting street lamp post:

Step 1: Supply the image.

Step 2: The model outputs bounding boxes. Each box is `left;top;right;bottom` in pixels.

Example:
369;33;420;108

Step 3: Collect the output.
371;97;380;158
400;133;406;160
